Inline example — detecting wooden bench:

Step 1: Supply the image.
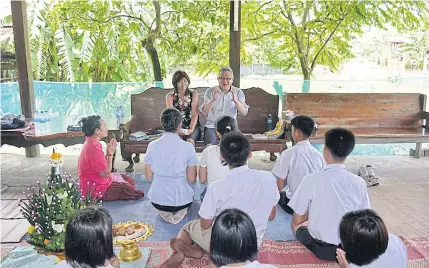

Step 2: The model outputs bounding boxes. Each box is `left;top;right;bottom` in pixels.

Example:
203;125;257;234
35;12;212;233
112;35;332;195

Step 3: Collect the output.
284;93;429;157
120;87;287;173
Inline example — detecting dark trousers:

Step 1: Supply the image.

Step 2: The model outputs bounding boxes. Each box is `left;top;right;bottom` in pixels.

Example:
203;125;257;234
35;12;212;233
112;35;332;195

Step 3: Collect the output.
151;202;192;213
278;192;294;215
203;127;218;146
296;226;339;261
180;127;201;142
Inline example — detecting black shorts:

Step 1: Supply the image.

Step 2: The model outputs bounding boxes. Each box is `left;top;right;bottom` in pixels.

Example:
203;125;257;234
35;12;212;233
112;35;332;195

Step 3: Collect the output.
151;202;192;213
296;226;339;261
278;192;294;215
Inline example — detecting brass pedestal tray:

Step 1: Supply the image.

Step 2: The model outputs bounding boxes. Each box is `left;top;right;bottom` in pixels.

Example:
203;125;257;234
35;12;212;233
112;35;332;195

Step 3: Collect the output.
112;221;153;262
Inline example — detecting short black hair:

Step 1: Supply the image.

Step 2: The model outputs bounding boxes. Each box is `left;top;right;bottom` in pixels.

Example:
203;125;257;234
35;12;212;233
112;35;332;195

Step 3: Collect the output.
172;70;190;91
65;206;114;267
291;115;315;137
161;108;182;132
79;115;101;136
340;209;389;266
325;127;355;160
215;116;238;137
220;131;250;168
210;208;258;266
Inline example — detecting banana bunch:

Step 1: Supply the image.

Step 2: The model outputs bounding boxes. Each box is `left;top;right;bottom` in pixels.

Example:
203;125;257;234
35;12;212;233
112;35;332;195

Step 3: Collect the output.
265;121;285;139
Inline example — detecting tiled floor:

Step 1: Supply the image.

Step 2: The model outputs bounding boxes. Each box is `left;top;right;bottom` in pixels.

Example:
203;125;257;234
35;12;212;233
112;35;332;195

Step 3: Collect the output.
1;152;429;240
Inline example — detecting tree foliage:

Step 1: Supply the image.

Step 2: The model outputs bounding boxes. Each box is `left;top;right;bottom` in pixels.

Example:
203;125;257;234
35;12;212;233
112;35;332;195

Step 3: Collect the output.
10;0;429;85
249;0;429;91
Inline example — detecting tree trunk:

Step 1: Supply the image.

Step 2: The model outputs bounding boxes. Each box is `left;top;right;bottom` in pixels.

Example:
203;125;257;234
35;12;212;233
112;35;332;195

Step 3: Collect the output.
302;71;311;93
144;40;163;87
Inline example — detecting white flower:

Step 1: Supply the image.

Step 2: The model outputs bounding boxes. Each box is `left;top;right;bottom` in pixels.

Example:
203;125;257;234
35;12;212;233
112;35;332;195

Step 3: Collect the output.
52;223;64;233
46;195;53;205
57;192;67;199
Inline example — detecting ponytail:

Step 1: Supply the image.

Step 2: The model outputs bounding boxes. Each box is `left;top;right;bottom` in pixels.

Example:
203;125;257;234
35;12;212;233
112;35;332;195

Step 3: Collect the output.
79;115;101;136
215;116;237;137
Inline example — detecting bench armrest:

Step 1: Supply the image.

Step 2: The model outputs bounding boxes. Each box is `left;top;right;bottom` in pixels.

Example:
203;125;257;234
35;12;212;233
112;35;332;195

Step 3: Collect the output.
419;111;429;121
119;120;132;141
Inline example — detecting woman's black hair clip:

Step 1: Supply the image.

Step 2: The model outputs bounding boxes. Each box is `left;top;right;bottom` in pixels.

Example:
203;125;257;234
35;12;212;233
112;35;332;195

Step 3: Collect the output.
221;160;228;166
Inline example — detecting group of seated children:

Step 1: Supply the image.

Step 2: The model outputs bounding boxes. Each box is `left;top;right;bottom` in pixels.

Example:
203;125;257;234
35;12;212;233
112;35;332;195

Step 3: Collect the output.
57;206;406;268
74;109;407;268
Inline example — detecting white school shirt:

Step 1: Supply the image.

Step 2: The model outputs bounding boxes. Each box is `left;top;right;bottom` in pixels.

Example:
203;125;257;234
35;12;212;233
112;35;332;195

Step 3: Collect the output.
144;132;198;206
199;165;280;246
220;261;277;268
199;145;230;184
349;234;407;268
288;164;370;245
271;140;326;198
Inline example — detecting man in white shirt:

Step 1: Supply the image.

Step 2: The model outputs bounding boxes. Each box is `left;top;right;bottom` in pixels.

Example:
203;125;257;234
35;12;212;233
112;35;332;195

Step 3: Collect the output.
336;209;407;268
288;128;370;261
162;131;279;267
271;115;325;214
144;108;198;224
200;66;249;146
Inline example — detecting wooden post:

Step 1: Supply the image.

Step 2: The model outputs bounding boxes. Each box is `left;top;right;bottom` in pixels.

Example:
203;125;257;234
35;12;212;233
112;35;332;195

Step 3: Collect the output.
11;0;39;157
229;0;241;88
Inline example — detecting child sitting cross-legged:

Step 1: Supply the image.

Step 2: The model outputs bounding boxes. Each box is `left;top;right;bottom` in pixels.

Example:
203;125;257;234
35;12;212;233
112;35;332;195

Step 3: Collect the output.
336;209;407;268
160;131;279;268
288;127;370;261
144;108;198;224
198;116;237;199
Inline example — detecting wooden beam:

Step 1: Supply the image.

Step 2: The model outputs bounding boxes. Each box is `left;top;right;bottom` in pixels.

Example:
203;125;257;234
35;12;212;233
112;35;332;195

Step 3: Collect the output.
229;0;241;87
11;0;39;157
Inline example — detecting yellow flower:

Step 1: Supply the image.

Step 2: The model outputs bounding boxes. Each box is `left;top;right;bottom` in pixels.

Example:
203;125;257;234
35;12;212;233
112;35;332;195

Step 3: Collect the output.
27;225;35;234
51;152;63;160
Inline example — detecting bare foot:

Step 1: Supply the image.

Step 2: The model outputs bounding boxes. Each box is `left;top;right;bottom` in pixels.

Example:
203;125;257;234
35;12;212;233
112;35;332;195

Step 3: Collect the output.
160;251;185;268
170;238;204;259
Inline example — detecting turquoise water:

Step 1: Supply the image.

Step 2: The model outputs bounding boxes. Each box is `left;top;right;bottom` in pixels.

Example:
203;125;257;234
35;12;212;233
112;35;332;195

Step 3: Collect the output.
1;81;426;156
312;144;417;156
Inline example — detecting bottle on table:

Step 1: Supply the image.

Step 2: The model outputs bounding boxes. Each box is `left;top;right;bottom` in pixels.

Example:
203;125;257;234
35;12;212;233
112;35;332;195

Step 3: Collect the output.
34;111;40;122
267;113;273;131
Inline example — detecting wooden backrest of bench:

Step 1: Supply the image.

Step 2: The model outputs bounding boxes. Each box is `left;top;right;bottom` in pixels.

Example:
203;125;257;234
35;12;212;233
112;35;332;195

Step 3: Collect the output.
130;87;279;134
284;93;426;129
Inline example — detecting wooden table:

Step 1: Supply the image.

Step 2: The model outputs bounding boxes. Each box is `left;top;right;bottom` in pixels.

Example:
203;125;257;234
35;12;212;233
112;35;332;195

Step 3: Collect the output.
1;116;125;171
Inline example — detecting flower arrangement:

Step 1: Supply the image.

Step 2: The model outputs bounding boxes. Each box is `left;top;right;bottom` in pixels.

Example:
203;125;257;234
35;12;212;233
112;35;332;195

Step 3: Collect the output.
19;169;102;252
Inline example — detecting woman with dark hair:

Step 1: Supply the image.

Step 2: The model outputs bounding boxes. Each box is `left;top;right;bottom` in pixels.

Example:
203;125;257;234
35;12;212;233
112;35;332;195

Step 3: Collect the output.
56;207;119;268
166;70;200;146
210;209;275;268
199;116;237;185
336;209;407;268
144;108;198;224
78;115;144;201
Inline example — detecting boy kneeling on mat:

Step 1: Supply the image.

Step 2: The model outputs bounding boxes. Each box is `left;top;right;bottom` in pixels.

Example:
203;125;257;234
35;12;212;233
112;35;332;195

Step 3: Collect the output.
288;128;371;261
161;131;279;268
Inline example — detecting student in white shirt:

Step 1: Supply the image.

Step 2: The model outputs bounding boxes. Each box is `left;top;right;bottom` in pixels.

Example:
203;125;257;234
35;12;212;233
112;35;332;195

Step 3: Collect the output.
336;209;407;268
161;131;279;268
288;128;370;261
199;116;237;199
144;108;198;224
272;115;325;214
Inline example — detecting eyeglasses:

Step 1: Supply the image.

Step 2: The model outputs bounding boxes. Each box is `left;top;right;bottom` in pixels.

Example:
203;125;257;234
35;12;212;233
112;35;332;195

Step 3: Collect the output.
218;77;232;81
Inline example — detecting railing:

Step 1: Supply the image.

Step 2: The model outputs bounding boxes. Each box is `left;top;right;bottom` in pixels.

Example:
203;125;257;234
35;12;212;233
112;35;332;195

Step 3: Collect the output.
1;77;428;116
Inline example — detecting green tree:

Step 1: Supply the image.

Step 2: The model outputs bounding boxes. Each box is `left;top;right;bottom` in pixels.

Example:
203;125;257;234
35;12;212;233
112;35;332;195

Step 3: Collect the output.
253;1;429;92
